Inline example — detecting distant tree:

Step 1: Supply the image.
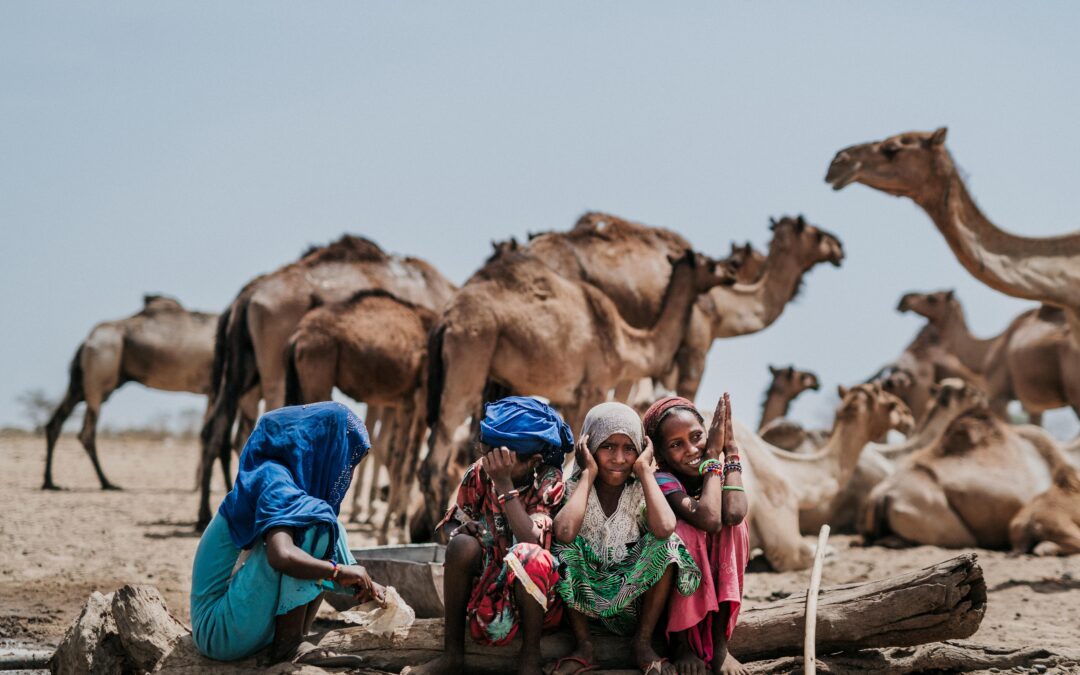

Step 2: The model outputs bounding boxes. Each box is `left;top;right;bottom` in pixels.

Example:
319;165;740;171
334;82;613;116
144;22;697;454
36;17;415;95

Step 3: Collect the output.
16;388;56;434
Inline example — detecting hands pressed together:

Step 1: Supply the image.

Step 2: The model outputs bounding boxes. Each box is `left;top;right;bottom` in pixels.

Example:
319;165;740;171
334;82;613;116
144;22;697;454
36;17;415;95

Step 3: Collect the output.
706;392;739;460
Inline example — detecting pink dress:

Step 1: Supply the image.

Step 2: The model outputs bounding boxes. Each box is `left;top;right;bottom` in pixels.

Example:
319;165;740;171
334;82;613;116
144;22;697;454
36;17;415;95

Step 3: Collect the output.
655;471;750;666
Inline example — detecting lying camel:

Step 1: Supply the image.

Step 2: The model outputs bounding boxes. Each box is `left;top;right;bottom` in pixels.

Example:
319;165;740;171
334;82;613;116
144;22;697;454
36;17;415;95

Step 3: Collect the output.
861;409;1055;549
284;290;436;544
1010;451;1080;556
43;295;223;491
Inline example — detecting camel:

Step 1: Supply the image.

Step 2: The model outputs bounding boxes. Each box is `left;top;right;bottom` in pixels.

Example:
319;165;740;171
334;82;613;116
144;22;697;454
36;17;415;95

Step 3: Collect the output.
1010;451;1080;556
758;365;820;430
861;408;1056;549
284;289;435;544
197;235;457;530
43;296;218;490
421;248;737;530
827;127;1080;354
676;216;844;397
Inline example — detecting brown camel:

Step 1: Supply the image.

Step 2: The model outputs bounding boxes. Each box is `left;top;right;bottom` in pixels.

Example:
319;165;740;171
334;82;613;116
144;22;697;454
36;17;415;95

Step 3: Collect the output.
758;364;820;430
861;408;1056;549
1010;450;1080;556
421;248;737;530
284;289;435;544
827;127;1080;354
728;241;767;284
43;296;219;490
900;290;1080;425
676;216;844;397
198;235;457;529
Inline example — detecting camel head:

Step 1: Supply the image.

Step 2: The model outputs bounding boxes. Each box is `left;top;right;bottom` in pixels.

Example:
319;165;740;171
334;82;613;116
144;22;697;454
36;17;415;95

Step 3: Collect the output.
897;289;957;325
826;127;950;199
679;250;740;291
929;377;987;417
767;365;820;396
768;215;845;268
836;382;915;437
728;241;767;284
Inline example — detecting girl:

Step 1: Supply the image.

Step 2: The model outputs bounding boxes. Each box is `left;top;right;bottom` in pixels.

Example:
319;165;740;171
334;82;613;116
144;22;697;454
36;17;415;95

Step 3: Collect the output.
406;396;572;675
549;402;701;675
643;393;750;675
190;402;385;666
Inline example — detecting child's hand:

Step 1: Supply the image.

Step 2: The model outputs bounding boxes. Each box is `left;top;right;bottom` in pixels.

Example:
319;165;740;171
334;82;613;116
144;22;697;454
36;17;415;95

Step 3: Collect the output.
450;520;483;540
481;446;516;492
705;392;732;459
574;433;597;476
633;437;657;476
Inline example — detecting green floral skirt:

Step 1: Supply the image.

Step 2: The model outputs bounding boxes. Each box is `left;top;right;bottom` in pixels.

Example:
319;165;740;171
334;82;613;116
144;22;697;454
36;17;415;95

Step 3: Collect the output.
553;532;701;635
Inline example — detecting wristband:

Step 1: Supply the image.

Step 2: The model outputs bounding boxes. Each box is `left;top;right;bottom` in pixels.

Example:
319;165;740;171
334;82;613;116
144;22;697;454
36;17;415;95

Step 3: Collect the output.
497;488;520;505
697;458;722;476
329;561;340;582
722;485;746;492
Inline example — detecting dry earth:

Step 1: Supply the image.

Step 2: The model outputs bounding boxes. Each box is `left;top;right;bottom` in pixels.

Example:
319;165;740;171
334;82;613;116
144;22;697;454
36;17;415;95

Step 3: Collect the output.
2;432;1078;669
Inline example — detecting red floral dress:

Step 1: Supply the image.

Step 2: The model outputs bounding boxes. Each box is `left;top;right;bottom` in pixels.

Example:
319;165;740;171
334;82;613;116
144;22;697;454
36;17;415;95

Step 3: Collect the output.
437;460;565;645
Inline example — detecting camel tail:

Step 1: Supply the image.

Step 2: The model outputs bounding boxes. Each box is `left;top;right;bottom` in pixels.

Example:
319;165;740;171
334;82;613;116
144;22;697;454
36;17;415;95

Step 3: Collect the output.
284;340;303;407
208;305;231;401
425;322;448;430
200;297;258;450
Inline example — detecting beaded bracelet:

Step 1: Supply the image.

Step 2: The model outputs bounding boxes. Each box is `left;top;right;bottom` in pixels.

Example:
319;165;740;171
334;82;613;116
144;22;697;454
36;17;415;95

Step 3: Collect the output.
329;561;340;582
497;488;520;505
723;461;742;475
698;458;723;476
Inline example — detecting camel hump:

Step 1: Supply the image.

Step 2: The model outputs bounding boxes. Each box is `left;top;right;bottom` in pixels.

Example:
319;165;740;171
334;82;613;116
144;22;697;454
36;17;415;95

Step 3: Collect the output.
939;412;1001;456
299;234;389;265
142;294;183;311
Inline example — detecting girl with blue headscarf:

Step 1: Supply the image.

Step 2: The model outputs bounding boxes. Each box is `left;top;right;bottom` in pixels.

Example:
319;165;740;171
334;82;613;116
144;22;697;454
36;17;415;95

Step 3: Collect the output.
190;402;384;666
405;396;573;675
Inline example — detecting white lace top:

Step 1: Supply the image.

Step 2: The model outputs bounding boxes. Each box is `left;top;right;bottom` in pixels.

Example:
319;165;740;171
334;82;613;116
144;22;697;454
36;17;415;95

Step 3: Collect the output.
566;477;646;568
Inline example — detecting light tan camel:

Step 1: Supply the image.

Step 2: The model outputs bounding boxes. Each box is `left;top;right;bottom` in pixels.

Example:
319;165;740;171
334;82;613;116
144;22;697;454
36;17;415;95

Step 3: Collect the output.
827;127;1080;353
758;365;820;430
861;408;1056;549
421;248;737;530
284;290;435;544
676;216;844;397
824;379;987;533
198;235;457;529
1010;449;1080;556
43;296;218;490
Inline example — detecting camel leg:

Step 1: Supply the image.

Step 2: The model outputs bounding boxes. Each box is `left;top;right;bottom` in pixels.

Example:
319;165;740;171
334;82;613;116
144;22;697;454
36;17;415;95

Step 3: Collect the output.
612;380;634;403
880;470;978;548
77;403;118;490
43;362;86;490
355;406;390;525
379;406;410;546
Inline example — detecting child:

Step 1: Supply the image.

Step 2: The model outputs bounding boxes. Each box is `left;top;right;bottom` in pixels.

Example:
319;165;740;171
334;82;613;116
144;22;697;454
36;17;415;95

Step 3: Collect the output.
548;402;701;675
405;396;572;675
642;393;750;675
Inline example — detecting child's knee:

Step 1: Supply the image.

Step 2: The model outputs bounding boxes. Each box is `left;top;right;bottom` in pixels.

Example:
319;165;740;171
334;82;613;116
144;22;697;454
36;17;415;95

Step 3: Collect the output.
446;532;483;565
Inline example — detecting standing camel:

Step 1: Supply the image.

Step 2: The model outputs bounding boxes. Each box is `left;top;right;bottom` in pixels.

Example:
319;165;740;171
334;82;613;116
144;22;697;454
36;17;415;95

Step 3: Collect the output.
421;248;737;530
827;127;1080;353
758;365;820;430
198;235;457;530
284;289;435;544
43;296;217;490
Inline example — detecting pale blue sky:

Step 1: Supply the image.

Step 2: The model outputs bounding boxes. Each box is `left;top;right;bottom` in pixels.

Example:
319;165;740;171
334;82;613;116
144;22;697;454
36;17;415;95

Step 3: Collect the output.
3;2;1078;438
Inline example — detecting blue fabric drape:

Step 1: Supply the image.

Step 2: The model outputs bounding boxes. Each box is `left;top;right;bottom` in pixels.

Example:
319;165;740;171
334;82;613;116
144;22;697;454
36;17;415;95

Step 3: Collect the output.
217;401;369;557
479;396;573;467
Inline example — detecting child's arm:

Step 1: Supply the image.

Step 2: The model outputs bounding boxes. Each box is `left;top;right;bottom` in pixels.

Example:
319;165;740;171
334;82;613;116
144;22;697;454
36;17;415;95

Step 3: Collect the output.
484;447;544;545
718;393;748;526
635;438;676;539
663;395;732;532
552;435;596;544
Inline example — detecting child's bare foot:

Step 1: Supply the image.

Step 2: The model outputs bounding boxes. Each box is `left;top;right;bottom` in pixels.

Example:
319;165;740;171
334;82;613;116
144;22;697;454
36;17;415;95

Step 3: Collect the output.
668;636;705;675
714;652;750;675
401;653;464;675
545;648;597;675
634;641;676;675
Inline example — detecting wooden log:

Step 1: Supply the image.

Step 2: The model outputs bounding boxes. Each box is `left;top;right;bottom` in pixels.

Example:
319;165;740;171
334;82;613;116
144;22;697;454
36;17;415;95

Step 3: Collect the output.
310;554;986;673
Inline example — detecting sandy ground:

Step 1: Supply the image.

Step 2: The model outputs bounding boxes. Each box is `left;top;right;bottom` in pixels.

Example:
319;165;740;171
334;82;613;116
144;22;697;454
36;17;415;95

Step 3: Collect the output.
2;432;1079;667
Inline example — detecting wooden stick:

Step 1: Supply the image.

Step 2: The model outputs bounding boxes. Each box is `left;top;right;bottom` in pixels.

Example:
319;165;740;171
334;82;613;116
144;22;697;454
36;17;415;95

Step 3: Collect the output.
804;524;830;675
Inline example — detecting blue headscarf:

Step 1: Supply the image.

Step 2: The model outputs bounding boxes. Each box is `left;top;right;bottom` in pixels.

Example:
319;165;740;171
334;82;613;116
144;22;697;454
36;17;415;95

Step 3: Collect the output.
217;401;370;558
479;396;573;467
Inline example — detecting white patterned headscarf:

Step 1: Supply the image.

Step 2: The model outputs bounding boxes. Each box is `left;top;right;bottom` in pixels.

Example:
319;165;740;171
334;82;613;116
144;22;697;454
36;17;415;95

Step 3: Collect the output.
581;402;644;454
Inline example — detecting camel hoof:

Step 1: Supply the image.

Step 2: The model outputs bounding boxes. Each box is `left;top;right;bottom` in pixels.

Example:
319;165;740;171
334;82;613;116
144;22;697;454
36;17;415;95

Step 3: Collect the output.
41;482;62;491
101;483;123;491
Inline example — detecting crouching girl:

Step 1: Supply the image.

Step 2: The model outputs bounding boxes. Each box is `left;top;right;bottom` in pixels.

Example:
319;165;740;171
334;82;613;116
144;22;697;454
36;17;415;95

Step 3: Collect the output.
548;402;701;675
406;397;572;675
643;394;750;675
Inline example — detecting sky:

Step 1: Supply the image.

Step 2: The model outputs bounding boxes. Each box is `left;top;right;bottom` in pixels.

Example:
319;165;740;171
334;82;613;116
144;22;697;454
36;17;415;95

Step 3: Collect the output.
2;2;1078;440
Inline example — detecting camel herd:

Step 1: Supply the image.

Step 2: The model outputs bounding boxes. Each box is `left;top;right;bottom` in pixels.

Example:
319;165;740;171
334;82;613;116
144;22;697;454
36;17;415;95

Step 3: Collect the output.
42;127;1080;565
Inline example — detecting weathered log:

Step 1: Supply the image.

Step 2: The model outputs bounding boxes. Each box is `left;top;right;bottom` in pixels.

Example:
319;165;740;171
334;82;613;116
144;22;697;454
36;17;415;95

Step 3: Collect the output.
110;584;189;670
310;554;986;673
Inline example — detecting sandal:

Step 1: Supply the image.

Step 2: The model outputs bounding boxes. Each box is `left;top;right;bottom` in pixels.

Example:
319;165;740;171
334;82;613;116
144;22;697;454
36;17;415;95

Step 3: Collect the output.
291;643;367;668
640;657;670;675
545;655;598;674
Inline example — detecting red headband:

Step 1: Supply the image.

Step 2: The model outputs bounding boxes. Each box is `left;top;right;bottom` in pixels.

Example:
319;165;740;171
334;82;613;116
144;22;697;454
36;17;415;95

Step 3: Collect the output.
641;395;698;442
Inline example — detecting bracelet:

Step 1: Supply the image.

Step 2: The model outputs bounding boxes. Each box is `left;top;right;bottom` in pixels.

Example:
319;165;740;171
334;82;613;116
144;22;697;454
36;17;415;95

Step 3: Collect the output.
724;454;740;463
723;461;742;475
697;458;722;476
497;488;520;505
329;561;339;582
722;485;746;492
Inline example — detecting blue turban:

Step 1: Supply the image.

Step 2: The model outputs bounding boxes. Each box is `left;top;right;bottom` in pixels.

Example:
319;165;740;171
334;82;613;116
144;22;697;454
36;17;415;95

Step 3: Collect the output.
217;401;370;559
479;396;573;467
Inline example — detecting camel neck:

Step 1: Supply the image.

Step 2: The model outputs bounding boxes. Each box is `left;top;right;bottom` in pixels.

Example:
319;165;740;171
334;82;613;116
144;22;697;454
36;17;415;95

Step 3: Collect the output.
759;388;792;429
937;306;997;374
707;239;809;338
630;259;705;375
915;166;1080;307
822;412;880;482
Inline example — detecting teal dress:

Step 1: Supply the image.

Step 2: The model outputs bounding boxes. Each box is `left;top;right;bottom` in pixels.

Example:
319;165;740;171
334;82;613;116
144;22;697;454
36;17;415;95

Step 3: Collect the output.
190;515;357;661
